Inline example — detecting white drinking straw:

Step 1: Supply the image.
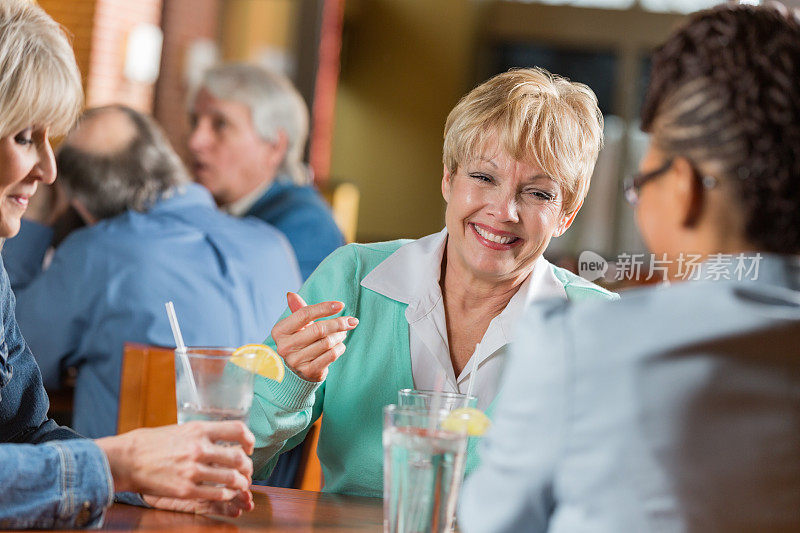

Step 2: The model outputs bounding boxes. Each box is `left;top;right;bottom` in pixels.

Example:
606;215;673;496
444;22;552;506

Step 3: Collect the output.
465;342;481;402
165;301;200;407
427;369;445;433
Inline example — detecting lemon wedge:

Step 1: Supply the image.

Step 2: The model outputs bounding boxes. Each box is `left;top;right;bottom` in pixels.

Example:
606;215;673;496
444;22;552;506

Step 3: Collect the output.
230;344;285;383
441;407;491;437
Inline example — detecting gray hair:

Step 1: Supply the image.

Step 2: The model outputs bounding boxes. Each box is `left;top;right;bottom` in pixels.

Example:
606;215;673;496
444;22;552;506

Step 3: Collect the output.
193;62;310;184
0;0;82;138
57;105;189;220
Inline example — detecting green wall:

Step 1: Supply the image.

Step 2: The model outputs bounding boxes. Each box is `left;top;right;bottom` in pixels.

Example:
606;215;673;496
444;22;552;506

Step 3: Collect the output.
330;0;481;242
330;0;680;244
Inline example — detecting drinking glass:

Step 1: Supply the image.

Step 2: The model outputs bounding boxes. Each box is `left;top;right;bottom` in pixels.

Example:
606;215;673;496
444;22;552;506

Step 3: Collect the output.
175;346;256;424
383;404;468;533
397;389;477;411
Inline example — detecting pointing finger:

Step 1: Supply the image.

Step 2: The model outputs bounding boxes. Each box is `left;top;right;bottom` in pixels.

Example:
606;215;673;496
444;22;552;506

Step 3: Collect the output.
286;292;307;313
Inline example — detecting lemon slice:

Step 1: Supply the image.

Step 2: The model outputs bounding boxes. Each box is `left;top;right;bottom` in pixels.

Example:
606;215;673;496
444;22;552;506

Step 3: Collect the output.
230;344;285;383
441;407;491;437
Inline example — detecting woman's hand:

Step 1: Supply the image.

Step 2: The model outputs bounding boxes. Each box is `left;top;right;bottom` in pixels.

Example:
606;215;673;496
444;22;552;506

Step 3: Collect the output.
271;292;358;382
142;490;255;517
95;421;254;501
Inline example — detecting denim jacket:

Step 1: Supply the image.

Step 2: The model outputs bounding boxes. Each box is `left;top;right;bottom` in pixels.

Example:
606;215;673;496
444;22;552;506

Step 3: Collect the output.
0;257;114;528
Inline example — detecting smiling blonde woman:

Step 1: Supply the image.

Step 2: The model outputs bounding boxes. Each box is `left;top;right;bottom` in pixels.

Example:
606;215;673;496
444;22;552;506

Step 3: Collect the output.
249;67;617;497
0;0;256;526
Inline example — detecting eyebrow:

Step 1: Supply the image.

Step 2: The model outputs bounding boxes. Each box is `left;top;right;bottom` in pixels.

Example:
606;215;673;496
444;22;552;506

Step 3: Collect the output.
479;157;498;169
474;159;553;184
525;174;556;185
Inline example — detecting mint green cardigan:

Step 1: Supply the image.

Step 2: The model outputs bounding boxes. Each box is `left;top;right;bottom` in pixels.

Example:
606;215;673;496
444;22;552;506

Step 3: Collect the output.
250;240;617;497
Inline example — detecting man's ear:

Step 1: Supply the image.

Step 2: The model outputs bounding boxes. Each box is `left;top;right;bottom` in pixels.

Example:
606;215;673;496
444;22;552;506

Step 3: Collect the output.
553;199;583;237
441;165;453;203
70;198;97;226
672;157;703;228
263;130;289;169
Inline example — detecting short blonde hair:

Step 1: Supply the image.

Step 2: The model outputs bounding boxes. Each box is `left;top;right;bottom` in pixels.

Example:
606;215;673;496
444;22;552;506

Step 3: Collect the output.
0;0;82;138
443;68;603;215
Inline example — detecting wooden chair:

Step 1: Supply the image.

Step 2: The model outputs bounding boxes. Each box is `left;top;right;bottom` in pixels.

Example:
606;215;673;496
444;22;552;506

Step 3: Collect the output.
117;342;324;491
320;181;360;243
117;343;177;433
294;417;323;491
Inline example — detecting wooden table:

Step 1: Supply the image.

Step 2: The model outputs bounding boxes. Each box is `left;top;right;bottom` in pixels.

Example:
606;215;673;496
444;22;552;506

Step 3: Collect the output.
99;486;383;532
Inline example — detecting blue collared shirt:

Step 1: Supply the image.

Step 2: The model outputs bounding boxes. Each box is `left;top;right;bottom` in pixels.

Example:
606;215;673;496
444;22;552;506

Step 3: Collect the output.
3;183;301;438
245;179;344;280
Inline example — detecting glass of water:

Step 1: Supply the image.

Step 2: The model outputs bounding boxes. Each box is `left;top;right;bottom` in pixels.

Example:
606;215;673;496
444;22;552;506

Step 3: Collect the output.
397;389;477;411
175;347;256;424
383;404;468;533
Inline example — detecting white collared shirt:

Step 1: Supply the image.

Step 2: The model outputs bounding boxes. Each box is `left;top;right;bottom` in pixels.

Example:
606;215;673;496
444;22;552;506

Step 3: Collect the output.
361;229;567;410
223;179;273;216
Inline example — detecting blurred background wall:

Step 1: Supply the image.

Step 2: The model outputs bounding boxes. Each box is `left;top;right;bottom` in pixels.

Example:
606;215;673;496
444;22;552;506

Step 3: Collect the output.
36;0;797;261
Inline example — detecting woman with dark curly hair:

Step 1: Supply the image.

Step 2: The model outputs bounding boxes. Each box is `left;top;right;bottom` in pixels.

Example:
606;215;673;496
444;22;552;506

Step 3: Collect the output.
460;4;800;532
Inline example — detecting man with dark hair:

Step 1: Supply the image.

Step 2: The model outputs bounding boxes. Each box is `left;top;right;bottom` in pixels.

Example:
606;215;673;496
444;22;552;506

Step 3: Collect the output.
2;105;301;439
460;4;800;532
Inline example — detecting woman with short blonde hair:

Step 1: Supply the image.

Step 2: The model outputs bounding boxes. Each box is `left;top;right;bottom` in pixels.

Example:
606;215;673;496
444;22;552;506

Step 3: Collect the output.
249;67;616;497
443;67;603;218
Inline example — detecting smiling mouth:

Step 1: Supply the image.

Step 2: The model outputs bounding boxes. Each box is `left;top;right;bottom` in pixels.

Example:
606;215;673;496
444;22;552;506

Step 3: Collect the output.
8;195;29;208
471;223;520;245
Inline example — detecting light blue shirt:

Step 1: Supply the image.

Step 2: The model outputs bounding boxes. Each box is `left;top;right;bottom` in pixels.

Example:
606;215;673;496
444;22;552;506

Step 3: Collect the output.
460;254;800;532
3;183;301;438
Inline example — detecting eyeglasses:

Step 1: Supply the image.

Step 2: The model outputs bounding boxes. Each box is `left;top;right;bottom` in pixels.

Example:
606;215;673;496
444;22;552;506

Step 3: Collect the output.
623;158;673;206
623;158;719;206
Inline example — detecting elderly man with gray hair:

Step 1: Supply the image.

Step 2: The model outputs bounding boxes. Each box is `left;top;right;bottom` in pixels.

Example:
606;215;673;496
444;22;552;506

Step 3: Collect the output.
188;63;344;280
2;104;301;441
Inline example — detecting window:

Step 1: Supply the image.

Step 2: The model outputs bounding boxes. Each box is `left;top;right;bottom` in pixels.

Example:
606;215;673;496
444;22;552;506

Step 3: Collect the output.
507;0;732;14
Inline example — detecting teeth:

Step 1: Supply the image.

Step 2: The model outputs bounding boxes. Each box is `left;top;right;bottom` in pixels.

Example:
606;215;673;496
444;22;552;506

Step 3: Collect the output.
474;224;516;244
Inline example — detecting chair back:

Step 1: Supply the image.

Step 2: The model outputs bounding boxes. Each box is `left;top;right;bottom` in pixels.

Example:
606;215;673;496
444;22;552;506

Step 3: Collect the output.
321;181;360;243
118;341;325;491
294;417;324;491
117;342;177;433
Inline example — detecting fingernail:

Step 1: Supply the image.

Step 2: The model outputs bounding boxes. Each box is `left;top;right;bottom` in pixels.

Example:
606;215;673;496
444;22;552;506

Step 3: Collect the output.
348;317;359;327
330;302;340;310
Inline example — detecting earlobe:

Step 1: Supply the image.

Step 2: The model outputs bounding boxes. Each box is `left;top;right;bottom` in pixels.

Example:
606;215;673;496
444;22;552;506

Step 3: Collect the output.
554;199;583;237
263;130;289;169
441;166;452;203
673;157;703;228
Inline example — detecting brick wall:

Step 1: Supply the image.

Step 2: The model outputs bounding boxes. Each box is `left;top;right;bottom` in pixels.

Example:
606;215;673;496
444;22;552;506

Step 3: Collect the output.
153;0;222;162
38;0;96;94
87;0;163;111
38;0;163;113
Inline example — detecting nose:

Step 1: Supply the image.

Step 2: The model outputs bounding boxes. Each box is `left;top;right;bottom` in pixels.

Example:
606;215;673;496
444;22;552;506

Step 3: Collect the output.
33;137;56;185
187;118;211;154
488;187;520;223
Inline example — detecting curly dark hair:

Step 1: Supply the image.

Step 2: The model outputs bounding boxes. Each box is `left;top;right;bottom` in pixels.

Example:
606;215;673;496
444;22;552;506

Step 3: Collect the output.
641;4;800;253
